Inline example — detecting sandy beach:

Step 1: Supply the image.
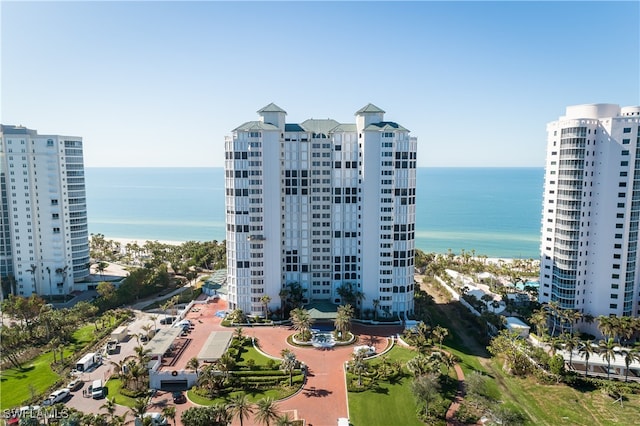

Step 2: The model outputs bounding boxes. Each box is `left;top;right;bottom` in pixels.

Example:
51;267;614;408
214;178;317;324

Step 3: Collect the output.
106;236;185;247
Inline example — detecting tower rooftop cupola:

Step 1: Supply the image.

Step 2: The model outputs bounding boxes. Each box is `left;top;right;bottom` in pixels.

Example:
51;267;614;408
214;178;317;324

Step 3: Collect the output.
257;103;287;130
355;103;385;128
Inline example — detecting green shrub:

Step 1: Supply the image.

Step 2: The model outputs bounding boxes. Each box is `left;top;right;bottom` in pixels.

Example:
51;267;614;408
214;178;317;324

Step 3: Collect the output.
232;370;286;377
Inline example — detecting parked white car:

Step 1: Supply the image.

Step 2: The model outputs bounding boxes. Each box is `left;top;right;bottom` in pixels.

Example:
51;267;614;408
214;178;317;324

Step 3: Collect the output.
42;388;70;405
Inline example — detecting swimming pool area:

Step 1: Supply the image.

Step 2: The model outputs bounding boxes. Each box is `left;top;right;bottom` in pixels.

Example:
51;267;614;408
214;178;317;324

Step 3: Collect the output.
516;280;539;291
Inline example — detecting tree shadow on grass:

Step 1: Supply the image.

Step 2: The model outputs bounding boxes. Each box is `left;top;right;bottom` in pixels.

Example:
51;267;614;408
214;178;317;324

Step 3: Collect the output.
371;385;389;395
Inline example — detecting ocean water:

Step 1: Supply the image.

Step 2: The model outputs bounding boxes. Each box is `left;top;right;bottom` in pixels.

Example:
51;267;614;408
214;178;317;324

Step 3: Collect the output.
85;167;544;258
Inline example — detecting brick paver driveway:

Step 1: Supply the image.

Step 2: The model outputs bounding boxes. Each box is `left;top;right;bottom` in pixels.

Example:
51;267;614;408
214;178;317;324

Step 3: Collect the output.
148;298;403;426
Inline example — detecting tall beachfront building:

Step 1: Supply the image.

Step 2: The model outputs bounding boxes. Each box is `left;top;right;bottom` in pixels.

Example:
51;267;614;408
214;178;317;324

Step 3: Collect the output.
225;103;417;318
539;104;640;335
0;125;90;297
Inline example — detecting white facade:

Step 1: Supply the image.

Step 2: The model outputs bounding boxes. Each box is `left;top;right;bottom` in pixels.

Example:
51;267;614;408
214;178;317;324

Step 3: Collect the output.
225;104;417;318
0;125;90;297
539;104;640;334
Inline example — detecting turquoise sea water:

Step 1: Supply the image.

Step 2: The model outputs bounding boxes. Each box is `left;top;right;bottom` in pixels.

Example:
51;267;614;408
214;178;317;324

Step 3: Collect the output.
85;167;544;258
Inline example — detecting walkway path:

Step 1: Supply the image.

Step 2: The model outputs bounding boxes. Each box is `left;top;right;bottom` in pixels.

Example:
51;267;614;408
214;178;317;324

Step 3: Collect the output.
445;361;466;426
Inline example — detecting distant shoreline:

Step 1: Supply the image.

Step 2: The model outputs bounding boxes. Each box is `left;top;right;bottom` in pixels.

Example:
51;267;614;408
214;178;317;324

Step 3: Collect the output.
100;236;538;263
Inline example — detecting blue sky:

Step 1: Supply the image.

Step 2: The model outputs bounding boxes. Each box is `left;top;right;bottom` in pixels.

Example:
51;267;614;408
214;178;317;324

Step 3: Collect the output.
2;1;639;168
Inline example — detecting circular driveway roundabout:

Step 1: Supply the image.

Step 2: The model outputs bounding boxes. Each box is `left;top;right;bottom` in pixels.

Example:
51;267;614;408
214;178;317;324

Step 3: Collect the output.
244;323;402;426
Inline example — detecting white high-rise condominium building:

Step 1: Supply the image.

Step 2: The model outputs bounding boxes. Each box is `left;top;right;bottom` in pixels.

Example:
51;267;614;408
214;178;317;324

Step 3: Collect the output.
225;103;417;318
540;104;640;334
0;125;90;297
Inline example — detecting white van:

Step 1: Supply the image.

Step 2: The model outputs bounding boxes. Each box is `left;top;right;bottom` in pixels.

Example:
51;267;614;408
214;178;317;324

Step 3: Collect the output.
91;379;104;399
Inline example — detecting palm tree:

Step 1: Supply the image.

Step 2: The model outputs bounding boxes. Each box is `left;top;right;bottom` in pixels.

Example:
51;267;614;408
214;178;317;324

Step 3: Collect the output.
134;344;152;365
96;261;108;278
546;301;561;336
406;354;435;378
186;357;200;375
334;304;353;340
100;397;117;424
260;295;271;319
289;308;314;341
597;315;614;340
162;405;177;426
579;340;595;377
621;346;640;382
141;323;154;340
432;325;449;350
279;349;298;386
530;309;548;339
27;264;37;293
111;412;129;426
561;309;582;335
372;299;380;321
349;348;369;387
234;326;245;342
598;338;618;380
619;316;636;345
562;333;580;369
216;353;236;381
255;397;280;426
275;413;295;426
198;364;225;397
131;396;149;420
227;393;254;426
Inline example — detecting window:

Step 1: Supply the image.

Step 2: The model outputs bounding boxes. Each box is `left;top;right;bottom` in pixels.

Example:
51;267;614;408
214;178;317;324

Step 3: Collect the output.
622;139;630;144
623;127;631;133
610;304;618;309
622;150;629;156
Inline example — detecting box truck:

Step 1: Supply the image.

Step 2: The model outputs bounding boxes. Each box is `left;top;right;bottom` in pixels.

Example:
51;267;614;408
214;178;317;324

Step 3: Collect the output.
76;352;97;372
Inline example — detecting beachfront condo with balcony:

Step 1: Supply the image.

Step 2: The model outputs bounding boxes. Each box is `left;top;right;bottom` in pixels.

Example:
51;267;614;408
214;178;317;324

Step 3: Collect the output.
539;104;640;335
224;104;417;319
0;125;90;297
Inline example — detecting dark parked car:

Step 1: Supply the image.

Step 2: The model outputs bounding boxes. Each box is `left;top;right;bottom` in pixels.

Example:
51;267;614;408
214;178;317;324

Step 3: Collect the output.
172;391;186;404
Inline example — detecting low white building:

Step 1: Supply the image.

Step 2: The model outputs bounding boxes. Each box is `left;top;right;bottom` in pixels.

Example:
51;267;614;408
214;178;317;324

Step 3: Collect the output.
505;316;530;338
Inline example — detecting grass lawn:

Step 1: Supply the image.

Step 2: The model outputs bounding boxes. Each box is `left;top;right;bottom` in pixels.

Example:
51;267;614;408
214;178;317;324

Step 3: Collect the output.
71;323;97;349
0;351;61;410
485;358;640;425
424;288;640;425
104;378;141;408
0;320;119;410
187;373;304;406
349;346;425;426
237;345;276;367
